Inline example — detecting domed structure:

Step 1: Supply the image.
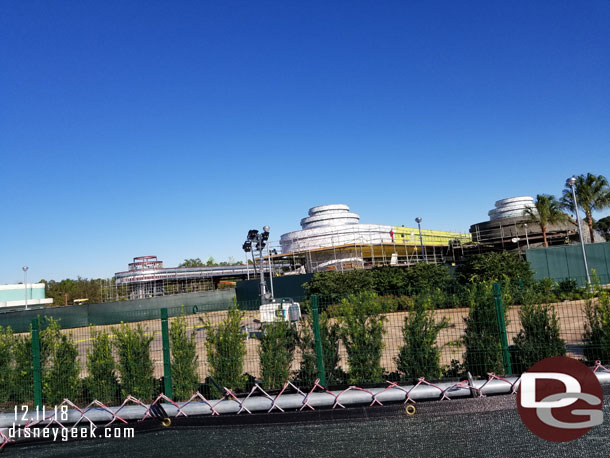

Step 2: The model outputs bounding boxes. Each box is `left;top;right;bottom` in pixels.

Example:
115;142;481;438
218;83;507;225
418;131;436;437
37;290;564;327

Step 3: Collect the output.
279;204;471;272
488;196;536;221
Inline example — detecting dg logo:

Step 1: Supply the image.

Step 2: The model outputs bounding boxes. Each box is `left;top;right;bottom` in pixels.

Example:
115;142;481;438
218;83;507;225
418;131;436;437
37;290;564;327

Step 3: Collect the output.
516;356;604;442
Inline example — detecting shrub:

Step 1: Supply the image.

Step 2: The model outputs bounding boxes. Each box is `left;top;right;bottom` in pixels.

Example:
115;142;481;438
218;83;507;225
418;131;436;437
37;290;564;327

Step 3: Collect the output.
44;333;80;405
259;320;298;390
12;333;33;403
204;306;247;397
41;319;80;405
462;284;506;377
583;287;610;365
303;270;375;300
86;327;119;403
396;295;451;380
400;263;457;291
170;314;199;400
0;326;16;403
512;295;566;372
303;264;457;299
113;323;154;400
297;304;342;386
337;291;386;384
457;252;534;285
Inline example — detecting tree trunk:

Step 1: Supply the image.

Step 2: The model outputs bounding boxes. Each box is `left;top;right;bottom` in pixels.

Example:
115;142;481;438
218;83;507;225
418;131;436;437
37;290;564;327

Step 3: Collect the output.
586;212;595;243
542;224;548;247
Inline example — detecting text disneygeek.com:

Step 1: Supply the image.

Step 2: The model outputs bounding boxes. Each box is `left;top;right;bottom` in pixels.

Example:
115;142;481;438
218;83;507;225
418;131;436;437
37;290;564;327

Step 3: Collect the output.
8;424;135;442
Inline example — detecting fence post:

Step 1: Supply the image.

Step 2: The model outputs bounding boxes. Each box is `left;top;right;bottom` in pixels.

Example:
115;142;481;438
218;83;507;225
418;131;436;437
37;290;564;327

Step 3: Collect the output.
161;308;173;399
492;283;512;374
31;319;43;409
311;295;326;387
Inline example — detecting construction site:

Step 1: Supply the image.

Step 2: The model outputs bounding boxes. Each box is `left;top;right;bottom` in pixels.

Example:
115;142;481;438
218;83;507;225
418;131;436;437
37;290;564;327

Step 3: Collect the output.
93;199;609;304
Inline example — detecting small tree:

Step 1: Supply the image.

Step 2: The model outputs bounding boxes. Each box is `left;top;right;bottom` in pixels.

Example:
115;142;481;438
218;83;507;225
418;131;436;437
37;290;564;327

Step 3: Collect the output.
457;252;534;285
12;333;33;403
170;314;199;400
396;295;451;380
113;323;154;400
87;327;118;403
259;320;298;389
561;173;610;243
463;284;505;377
512;293;566;372
523;194;568;247
583;286;610;365
40;319;80;405
297;305;341;386
204;306;247;396
45;333;80;405
337;291;386;384
0;327;16;403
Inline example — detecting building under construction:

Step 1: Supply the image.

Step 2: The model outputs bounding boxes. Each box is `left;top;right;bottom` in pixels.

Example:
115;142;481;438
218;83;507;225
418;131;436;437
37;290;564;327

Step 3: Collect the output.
109;256;255;301
276;204;471;272
467;196;605;255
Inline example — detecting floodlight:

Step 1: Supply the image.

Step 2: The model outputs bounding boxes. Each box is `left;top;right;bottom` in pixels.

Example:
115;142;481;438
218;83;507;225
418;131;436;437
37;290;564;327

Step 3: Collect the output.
566;176;577;187
247;229;259;240
243;241;252;252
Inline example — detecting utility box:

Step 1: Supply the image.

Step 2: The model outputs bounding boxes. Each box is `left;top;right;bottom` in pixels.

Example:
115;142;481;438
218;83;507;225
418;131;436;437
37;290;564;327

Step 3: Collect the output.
259;299;301;323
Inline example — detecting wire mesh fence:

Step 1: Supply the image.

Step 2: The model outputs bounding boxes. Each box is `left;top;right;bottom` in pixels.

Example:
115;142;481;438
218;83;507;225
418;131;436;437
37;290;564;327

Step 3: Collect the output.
0;281;609;410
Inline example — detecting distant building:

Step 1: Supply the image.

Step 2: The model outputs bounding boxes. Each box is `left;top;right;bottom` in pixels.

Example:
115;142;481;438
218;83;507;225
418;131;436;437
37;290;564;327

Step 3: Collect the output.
113;256;253;300
278;204;471;272
468;196;604;254
0;283;53;311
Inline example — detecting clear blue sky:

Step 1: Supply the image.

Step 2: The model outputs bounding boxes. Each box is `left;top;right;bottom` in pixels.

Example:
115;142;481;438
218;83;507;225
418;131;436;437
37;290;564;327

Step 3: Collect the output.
1;0;609;283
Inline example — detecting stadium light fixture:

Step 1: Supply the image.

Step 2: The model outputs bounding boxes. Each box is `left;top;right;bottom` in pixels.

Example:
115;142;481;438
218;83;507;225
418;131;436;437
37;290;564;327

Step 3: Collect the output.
243;226;272;304
22;266;28;311
415;217;426;263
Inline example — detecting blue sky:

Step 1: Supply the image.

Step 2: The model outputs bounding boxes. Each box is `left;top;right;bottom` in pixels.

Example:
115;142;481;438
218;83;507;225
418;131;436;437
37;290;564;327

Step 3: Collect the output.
1;0;609;283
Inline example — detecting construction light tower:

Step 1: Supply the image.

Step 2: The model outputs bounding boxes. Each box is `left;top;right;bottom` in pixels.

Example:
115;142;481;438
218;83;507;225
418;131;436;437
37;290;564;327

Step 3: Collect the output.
243;226;271;304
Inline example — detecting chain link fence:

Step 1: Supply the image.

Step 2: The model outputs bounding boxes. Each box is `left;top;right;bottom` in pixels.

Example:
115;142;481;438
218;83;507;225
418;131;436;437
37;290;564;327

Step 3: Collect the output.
0;281;608;410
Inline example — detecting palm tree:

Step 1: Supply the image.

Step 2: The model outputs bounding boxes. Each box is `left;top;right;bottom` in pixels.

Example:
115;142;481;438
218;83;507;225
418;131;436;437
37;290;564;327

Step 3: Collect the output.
561;173;610;243
523;194;568;247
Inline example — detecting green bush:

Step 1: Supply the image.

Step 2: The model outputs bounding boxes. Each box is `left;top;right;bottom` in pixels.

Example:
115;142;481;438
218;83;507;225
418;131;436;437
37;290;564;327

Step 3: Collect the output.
583;287;610;365
512;295;566;372
204;306;247;396
86;327;119;403
170;314;199;400
0;326;16;403
40;319;80;405
12;333;33;404
113;323;154;400
398;263;457;291
259;320;298;390
457;252;534;285
462;284;506;377
396;295;451;380
337;291;386;384
303;270;375;300
304;264;456;300
297;303;342;386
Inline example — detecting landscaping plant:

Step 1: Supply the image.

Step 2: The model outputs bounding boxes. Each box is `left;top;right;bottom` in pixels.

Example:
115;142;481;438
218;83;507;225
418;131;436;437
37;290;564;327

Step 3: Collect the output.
170;313;199;400
337;291;386;384
204;305;247;396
